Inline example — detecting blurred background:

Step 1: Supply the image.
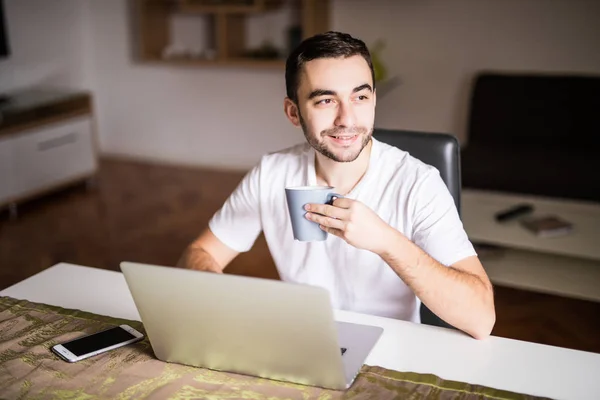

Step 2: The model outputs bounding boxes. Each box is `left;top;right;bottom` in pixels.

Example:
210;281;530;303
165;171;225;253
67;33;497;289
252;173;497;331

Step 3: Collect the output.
1;0;599;353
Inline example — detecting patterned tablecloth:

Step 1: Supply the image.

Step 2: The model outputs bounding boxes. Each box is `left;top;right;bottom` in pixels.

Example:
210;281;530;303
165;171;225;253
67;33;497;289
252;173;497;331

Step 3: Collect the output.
0;296;550;399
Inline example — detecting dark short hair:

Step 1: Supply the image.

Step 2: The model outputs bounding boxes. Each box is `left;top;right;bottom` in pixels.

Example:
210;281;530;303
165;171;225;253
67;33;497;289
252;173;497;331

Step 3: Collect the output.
285;31;375;104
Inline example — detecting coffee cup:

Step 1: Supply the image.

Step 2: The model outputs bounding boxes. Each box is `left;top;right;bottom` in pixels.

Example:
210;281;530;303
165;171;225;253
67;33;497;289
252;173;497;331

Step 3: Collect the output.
285;186;343;241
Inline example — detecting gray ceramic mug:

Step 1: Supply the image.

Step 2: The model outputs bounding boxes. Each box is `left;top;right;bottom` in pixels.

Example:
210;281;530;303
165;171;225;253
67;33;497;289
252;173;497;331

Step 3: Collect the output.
285;186;343;241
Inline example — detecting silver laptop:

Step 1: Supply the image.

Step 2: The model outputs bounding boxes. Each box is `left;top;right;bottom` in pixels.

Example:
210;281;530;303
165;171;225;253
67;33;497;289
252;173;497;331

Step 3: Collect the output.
120;261;383;390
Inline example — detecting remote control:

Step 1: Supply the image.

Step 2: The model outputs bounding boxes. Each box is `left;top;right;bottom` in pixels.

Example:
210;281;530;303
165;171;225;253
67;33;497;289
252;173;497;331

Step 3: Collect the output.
494;203;534;222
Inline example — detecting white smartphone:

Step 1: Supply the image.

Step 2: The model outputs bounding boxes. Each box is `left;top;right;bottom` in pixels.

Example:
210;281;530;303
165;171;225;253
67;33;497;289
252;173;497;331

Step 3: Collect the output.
51;324;144;362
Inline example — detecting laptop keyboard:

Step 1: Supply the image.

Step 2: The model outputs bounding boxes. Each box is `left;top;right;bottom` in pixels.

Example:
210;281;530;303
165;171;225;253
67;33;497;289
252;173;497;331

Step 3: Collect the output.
341;347;347;356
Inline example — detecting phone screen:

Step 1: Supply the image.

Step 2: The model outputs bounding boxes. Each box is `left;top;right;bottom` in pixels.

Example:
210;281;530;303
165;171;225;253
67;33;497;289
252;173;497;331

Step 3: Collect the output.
62;327;137;356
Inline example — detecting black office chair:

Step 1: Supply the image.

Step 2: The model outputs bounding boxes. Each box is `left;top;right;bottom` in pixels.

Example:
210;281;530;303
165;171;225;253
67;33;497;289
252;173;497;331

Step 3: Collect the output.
373;128;462;330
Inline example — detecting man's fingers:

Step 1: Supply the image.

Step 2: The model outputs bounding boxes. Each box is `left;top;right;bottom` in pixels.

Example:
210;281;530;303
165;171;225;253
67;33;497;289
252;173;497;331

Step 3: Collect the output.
306;212;345;230
320;225;343;238
305;203;349;219
330;197;352;209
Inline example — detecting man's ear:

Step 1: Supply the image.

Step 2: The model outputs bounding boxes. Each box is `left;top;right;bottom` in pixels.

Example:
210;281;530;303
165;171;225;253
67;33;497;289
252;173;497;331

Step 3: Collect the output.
284;98;301;127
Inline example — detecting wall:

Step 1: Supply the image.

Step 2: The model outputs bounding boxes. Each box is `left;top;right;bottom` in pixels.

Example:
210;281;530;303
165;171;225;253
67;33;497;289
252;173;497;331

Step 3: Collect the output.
335;0;600;146
87;0;300;171
0;0;91;94
90;0;600;169
3;0;600;170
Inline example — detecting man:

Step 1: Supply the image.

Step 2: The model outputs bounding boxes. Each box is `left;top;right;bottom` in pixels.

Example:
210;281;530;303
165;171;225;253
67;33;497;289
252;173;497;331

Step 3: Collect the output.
177;31;495;339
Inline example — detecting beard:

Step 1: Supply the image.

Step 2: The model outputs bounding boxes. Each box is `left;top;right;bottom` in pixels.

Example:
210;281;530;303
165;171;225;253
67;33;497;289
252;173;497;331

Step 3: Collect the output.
299;112;373;163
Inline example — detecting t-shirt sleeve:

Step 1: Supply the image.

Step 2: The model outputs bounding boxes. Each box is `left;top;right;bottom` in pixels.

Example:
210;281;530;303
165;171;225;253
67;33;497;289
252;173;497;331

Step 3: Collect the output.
208;164;262;253
410;169;477;266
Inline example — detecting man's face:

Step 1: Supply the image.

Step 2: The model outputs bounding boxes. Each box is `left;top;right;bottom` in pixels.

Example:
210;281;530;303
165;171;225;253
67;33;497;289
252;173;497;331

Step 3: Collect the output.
290;55;376;163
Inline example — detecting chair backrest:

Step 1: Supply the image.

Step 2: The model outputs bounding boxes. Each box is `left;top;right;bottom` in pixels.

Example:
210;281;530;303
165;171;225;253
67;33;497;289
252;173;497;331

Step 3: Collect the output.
373;128;461;330
373;128;462;215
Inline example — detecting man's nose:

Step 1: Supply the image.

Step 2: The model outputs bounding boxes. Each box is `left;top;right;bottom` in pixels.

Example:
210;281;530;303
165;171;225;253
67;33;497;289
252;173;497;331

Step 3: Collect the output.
334;103;355;127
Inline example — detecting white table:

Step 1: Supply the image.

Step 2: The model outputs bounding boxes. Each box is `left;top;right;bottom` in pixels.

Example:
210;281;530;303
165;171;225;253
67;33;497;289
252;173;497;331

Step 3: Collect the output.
2;263;600;400
462;189;600;302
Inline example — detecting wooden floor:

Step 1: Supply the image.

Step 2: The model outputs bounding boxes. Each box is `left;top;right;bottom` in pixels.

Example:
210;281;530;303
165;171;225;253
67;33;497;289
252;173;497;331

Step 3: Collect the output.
1;158;599;354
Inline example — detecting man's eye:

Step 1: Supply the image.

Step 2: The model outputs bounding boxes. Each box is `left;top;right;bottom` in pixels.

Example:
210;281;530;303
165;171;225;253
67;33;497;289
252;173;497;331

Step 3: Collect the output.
357;95;369;101
316;99;333;105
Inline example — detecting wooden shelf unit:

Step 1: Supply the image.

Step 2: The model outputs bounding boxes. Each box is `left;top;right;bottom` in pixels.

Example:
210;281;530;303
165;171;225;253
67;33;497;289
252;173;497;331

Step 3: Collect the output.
135;0;330;68
177;0;284;14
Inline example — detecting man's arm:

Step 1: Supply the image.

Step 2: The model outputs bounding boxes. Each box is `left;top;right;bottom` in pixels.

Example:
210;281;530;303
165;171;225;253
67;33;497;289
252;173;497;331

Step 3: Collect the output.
178;161;263;272
379;229;495;339
305;198;496;339
176;228;240;273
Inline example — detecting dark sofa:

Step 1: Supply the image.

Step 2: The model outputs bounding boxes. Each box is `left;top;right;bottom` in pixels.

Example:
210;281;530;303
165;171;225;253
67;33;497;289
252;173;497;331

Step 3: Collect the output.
460;73;600;203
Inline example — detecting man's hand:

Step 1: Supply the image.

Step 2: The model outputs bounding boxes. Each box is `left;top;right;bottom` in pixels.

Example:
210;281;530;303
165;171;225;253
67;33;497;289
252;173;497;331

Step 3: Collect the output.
305;197;393;254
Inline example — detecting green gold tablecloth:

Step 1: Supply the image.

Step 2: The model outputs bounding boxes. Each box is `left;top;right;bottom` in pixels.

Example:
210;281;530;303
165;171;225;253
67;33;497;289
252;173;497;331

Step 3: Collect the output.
0;296;550;399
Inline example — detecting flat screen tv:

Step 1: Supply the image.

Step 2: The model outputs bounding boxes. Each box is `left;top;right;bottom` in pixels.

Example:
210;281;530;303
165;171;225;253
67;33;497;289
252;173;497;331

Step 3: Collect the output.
0;0;10;59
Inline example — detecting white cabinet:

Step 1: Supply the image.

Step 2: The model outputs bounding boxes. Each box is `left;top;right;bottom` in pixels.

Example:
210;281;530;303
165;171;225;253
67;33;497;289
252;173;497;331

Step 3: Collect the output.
0;116;97;210
12;118;96;198
462;189;600;303
0;90;98;215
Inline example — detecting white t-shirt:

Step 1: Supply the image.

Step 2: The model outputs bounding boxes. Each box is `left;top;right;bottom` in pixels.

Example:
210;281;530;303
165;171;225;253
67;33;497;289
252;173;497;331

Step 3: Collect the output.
209;137;476;323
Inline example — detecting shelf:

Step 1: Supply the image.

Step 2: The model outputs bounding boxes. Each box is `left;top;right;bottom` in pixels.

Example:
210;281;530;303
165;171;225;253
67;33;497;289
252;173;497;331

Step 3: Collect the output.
144;56;286;68
135;0;329;69
177;0;284;14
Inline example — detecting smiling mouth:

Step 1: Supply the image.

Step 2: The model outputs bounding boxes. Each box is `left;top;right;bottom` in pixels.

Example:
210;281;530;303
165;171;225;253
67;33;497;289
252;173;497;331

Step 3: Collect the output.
327;134;359;146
